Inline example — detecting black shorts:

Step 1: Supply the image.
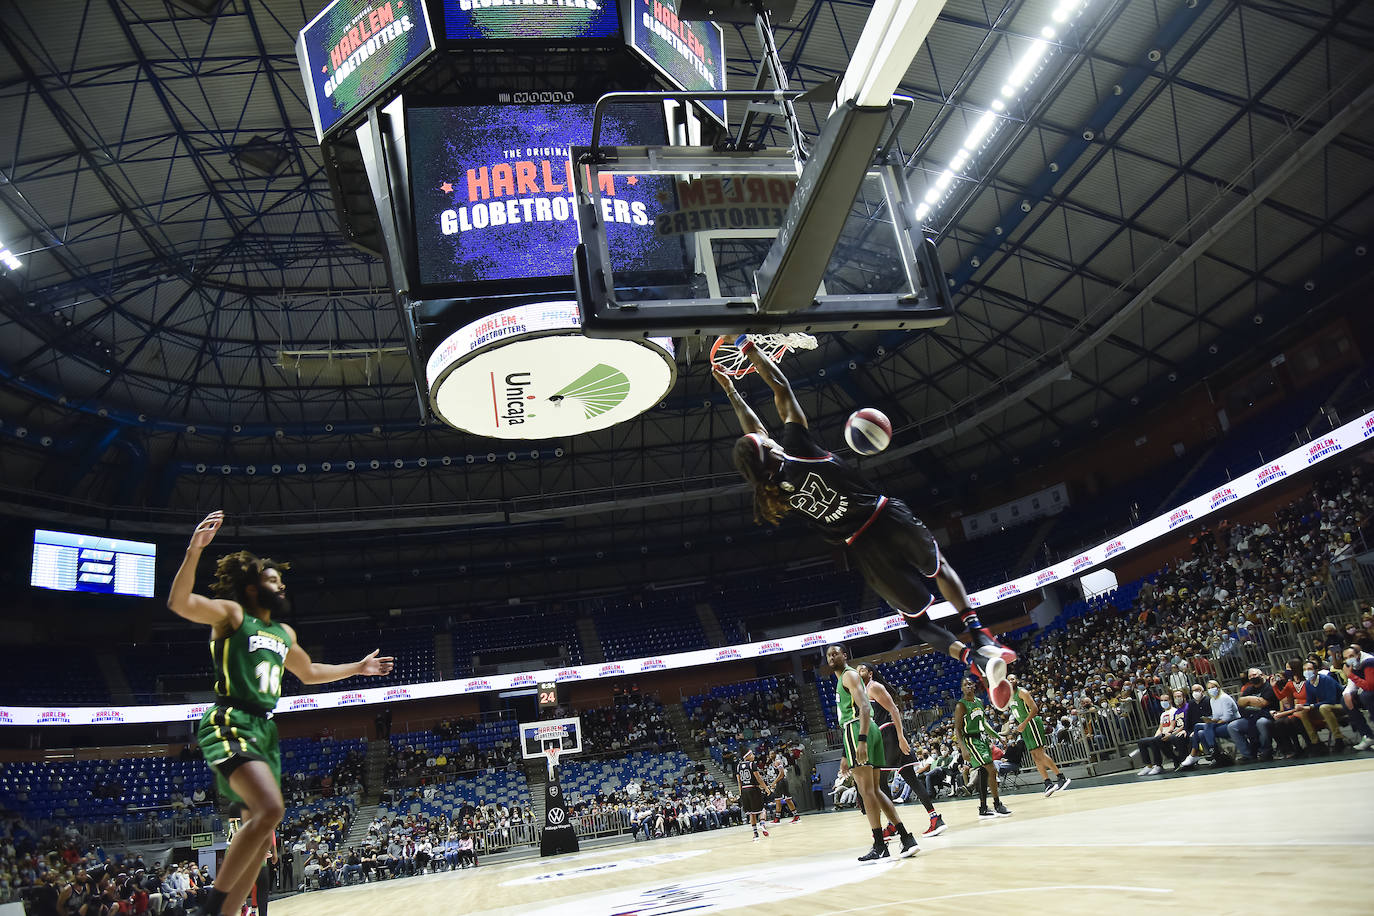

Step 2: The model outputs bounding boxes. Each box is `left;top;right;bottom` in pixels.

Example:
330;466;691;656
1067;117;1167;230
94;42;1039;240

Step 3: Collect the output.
878;723;916;773
740;787;764;815
848;499;941;618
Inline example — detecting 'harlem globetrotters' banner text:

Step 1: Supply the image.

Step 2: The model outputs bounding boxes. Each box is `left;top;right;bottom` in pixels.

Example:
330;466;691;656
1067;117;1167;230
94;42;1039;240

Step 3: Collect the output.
297;0;436;141
408;102;689;288
628;0;726;125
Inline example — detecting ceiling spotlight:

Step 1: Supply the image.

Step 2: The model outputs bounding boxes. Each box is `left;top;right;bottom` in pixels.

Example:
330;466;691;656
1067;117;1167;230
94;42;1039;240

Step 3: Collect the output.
274;428;284;439
1208;343;1218;355
393;458;404;468
1167;371;1178;382
296;463;307;473
345;460;356;470
246;465;257;475
321;461;332;471
369;459;380;469
271;464;282;474
1303;280;1315;291
418;457;428;467
232;424;242;433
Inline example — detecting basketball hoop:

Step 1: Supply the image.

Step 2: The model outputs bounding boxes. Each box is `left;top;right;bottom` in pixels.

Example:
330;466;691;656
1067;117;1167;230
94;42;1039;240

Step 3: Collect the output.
543;745;561;779
709;333;818;378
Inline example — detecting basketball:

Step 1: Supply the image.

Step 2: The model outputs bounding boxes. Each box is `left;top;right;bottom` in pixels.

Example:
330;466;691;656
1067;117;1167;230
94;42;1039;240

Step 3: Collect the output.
844;408;892;455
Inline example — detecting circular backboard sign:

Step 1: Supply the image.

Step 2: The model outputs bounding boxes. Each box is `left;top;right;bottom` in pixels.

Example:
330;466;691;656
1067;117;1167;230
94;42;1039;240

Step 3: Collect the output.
426;301;676;439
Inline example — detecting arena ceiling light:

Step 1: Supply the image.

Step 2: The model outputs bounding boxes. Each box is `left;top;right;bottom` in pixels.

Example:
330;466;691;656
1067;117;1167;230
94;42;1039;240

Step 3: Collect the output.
914;0;1093;224
0;238;21;272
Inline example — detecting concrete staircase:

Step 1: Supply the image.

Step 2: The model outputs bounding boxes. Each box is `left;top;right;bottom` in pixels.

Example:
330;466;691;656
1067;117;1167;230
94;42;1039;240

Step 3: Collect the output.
525;759;548;826
434;631;455;680
97;653;133;702
363;739;389;804
664;703;702;755
344;803;379;847
1012;516;1059;577
576;617;605;665
695;602;727;647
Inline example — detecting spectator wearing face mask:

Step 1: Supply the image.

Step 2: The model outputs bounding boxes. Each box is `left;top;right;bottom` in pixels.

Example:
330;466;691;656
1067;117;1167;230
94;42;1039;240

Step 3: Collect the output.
1136;691;1187;776
1341;646;1374;751
1294;661;1348;752
1234;668;1277;762
1185;680;1237;766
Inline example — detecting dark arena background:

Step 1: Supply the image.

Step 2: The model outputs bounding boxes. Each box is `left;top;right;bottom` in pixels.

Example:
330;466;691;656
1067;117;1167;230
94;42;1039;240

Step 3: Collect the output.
0;1;1372;914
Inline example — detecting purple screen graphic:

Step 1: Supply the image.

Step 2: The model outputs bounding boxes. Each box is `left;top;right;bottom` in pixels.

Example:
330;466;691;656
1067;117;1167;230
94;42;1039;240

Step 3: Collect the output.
409;102;688;288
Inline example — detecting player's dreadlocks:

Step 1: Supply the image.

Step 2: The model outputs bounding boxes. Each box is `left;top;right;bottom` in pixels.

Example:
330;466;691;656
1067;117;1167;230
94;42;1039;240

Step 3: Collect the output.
212;550;289;610
732;435;791;526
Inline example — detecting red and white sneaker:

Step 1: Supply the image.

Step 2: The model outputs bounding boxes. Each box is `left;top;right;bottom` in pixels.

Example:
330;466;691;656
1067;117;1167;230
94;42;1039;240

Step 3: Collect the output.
922;814;947;837
790;815;801;824
972;650;1012;709
761;827;769;837
881;823;897;840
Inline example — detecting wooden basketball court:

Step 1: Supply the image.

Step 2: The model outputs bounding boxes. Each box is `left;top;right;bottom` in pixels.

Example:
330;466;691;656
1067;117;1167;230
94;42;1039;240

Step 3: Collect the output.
275;757;1373;915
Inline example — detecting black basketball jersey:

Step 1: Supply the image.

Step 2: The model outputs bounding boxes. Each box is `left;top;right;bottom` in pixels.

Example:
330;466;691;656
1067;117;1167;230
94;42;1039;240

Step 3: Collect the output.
869;689;893;729
736;759;757;789
778;423;888;544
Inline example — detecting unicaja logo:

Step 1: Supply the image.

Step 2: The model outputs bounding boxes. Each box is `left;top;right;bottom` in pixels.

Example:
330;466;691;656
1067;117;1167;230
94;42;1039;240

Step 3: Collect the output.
1168;509;1193;530
1105;539;1127;557
1256;464;1287;487
92;710;124;723
552;364;631;420
37;711;70;724
339;692;366;705
1209;487;1238;510
598;664;625;677
1072;555;1093;572
715;648;743;661
639;658;666;671
757;641;785;655
384;687;412;700
463;679;492;693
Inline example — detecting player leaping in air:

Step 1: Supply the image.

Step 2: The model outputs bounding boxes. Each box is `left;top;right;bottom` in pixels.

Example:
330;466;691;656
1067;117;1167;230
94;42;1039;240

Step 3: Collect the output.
168;511;394;916
714;337;1017;708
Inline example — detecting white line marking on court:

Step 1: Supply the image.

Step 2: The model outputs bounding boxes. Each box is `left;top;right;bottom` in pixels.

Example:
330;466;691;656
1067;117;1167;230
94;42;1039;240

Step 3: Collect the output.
818;884;1173;914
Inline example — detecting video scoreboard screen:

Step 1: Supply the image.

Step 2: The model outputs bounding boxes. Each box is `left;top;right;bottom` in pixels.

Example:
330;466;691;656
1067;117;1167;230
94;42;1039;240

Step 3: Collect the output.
626;0;726;126
31;529;156;598
406;100;689;293
440;0;621;41
298;0;437;141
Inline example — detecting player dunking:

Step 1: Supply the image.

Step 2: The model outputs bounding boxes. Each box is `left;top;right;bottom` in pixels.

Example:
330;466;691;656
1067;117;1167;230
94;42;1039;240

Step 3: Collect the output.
955;674;1011;819
1004;674;1070;796
828;644;919;860
855;663;947;839
168;511;394;916
715;340;1017;709
736;749;770;841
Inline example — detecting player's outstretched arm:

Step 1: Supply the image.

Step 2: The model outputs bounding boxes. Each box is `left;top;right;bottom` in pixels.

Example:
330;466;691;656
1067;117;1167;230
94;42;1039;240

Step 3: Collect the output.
742;340;807;427
167;511;237;627
711;366;766;435
283;633;395;685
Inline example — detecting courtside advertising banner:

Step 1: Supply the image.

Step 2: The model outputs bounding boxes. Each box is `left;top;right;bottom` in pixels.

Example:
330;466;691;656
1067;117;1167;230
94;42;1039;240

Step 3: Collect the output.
298;0;436;141
626;0;726;126
6;409;1370;726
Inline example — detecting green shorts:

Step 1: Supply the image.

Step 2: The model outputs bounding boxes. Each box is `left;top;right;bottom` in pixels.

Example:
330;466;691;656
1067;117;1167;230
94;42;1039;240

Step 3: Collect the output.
1021;716;1048;751
196;705;280;805
962;737;993;768
841;720;886;769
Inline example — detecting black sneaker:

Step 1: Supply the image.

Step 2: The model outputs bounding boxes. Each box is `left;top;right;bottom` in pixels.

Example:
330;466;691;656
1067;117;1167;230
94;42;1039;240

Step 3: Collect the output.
1043;780;1057;797
922;814;947;837
857;844;890;862
897;835;919;858
978;807;997;819
993;802;1012;817
1057;775;1071;792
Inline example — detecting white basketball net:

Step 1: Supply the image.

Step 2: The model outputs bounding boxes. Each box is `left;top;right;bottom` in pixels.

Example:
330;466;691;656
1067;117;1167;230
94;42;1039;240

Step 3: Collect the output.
710;333;818;378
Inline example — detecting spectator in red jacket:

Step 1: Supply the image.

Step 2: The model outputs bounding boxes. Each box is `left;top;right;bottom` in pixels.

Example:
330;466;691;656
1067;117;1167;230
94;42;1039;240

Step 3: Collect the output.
1342;646;1374;751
